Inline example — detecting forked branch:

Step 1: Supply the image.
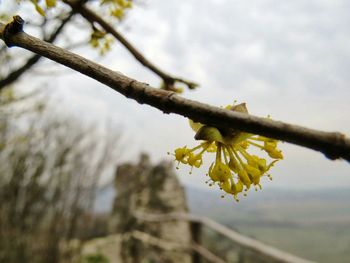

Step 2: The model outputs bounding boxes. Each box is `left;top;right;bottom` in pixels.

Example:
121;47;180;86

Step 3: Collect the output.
64;0;198;91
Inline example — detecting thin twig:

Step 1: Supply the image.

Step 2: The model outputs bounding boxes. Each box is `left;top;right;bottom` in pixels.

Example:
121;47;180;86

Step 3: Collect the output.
0;12;74;89
64;0;198;91
1;17;349;162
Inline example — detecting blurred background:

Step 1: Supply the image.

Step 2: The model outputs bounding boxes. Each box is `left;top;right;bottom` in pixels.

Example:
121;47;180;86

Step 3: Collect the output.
0;0;349;262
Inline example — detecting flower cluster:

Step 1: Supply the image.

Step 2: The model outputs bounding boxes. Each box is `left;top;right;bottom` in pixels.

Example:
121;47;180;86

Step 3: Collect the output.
89;28;114;55
26;0;132;18
100;0;133;19
170;102;283;202
28;0;57;16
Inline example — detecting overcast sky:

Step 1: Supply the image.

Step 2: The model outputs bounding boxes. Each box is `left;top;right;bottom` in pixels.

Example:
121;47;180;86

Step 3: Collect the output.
3;0;350;191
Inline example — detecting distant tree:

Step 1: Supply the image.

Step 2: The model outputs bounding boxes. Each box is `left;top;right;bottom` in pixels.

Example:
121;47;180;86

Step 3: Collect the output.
0;87;121;263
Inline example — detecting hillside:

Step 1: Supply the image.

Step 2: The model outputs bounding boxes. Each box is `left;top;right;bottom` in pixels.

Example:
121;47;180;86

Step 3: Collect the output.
186;186;350;263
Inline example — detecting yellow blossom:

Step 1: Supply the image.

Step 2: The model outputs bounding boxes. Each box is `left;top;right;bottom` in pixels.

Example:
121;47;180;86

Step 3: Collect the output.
220;179;243;201
170;101;283;202
100;0;133;20
187;153;202;168
209;161;231;182
174;146;189;164
89;28;114;55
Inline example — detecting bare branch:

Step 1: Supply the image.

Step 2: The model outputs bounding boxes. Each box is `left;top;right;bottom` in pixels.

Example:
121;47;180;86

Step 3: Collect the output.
1;17;349;162
65;0;198;91
0;12;74;89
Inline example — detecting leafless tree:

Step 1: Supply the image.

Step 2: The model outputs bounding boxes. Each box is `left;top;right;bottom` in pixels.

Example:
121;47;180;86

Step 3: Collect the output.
0;88;121;263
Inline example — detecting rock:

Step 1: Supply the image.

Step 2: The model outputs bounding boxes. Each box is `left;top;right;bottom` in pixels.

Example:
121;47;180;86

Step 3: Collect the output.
109;153;192;263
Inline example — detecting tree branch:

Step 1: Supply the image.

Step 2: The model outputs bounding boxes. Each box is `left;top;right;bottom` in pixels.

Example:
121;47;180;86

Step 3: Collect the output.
0;12;74;89
64;0;198;91
1;17;349;162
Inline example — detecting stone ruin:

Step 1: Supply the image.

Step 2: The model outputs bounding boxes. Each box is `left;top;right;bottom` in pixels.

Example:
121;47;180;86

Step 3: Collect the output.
108;153;192;263
81;154;313;263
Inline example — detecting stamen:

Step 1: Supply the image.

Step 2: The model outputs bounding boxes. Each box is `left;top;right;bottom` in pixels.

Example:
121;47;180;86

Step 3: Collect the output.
249;136;268;142
189;144;205;153
247;140;264;149
236;145;252;162
226;145;235;160
267;160;279;170
200;142;212;151
176;161;180;169
222;146;230;166
233;150;245;170
216;143;222;162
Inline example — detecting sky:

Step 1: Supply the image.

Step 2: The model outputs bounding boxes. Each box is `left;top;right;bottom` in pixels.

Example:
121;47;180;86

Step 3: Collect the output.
2;0;350;191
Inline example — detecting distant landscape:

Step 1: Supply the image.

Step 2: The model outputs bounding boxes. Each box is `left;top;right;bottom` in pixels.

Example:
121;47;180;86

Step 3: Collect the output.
186;186;350;263
95;185;350;263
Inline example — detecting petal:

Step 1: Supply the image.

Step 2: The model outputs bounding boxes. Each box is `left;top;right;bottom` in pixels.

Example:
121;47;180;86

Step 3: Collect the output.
189;119;203;132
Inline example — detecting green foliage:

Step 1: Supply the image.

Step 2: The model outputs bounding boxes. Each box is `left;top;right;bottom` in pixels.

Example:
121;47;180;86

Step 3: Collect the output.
89;27;114;55
80;253;110;263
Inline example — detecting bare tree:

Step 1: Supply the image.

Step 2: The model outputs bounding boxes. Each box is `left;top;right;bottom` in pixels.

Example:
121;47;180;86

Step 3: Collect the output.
0;88;121;263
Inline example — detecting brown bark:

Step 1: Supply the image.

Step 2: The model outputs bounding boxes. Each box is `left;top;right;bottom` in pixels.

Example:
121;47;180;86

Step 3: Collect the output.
0;13;74;89
1;17;349;162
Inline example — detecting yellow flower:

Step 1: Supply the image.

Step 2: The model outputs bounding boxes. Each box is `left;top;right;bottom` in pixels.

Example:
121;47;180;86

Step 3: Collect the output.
187;153;203;168
101;0;133;20
45;0;56;8
28;0;56;16
209;161;231;182
89;28;114;55
220;179;243;201
173;146;189;168
171;101;283;202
